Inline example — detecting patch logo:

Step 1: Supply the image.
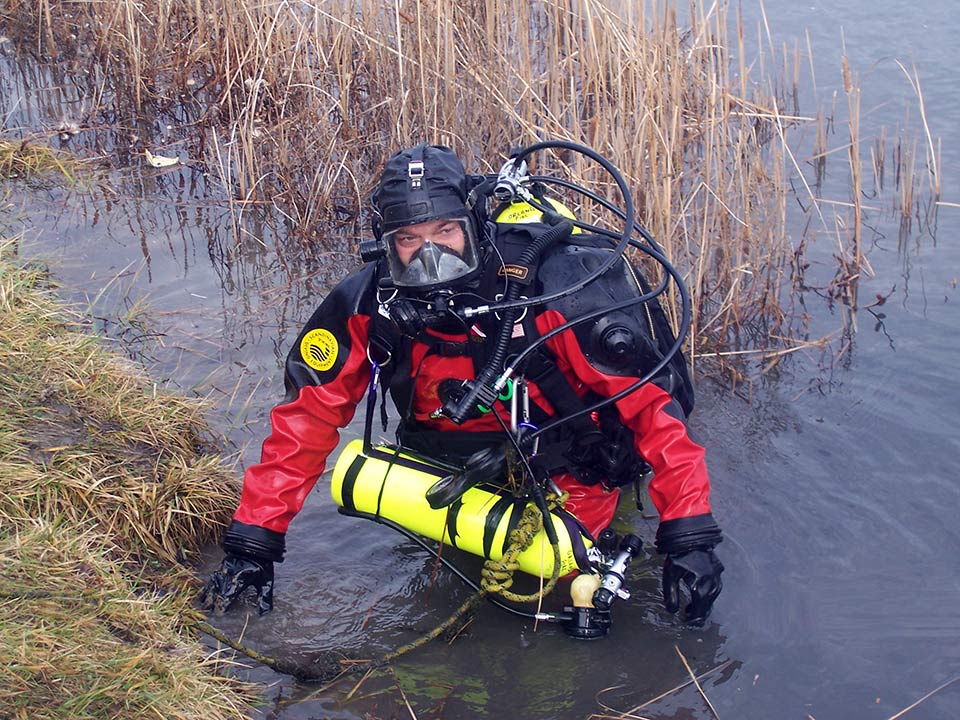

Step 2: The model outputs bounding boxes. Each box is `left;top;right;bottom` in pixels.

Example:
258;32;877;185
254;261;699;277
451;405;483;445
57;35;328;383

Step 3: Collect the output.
498;264;529;280
300;329;338;372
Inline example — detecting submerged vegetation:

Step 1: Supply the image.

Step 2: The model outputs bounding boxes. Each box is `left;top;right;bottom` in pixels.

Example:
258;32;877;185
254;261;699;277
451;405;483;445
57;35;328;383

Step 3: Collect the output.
0;247;256;719
0;139;78;181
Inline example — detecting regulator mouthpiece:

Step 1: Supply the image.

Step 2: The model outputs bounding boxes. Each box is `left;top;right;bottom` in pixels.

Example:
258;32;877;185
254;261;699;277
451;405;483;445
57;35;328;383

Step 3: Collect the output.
570;573;602;607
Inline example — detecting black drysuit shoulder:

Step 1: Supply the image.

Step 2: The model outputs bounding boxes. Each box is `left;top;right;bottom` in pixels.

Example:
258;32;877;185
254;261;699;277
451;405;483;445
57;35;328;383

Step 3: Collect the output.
282;263;380;397
536;239;695;415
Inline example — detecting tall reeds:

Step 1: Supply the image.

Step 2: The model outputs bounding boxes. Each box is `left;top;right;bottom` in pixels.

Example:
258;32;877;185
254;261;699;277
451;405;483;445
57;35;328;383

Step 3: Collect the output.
2;0;933;373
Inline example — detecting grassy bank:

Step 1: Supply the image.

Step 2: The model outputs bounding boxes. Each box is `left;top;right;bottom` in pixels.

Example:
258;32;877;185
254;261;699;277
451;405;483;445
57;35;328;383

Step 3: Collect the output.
0;139;77;181
0;246;257;719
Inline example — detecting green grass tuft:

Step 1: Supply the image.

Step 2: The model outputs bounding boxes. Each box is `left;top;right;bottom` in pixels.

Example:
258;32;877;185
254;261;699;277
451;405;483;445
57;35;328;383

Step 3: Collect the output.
0;242;258;719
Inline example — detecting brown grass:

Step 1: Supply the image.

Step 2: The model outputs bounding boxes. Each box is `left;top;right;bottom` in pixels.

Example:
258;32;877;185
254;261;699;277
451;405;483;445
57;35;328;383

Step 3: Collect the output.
0;251;240;565
0;243;257;719
0;139;78;181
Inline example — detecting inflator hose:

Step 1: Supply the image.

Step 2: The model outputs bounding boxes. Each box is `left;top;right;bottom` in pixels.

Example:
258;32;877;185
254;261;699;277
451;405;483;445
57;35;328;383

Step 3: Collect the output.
443;219;573;423
484;218;574;376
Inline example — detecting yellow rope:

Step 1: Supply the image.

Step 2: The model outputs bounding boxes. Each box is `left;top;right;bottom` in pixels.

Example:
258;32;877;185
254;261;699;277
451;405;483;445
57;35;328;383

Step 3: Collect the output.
479;491;567;603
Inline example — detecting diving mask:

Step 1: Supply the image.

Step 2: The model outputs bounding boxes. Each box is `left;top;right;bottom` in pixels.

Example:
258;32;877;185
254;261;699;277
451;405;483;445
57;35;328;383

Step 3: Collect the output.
383;216;480;290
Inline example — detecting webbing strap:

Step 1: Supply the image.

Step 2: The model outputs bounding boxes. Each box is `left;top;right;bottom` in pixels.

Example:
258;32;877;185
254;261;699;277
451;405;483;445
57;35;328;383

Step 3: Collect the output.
339;455;366;513
482;496;516;559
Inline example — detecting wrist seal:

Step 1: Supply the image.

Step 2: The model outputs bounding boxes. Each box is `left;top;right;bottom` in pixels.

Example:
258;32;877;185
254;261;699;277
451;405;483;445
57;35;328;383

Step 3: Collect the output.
655;513;723;556
222;520;286;562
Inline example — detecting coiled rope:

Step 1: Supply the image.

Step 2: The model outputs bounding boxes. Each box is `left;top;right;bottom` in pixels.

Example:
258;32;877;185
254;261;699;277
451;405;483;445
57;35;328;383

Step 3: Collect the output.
479;490;566;602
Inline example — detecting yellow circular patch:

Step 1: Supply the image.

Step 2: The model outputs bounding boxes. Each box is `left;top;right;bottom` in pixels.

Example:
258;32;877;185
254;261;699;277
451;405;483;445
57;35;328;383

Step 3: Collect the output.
300;329;338;372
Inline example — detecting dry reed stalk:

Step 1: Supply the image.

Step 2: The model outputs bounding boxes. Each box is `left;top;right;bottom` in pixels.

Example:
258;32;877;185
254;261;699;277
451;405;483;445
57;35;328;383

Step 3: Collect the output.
0;0;935;377
842;54;863;280
592;658;734;720
675;645;721;719
872;127;886;195
896;132;918;227
895;60;941;200
388;665;420;720
805;28;817;96
887;675;960;720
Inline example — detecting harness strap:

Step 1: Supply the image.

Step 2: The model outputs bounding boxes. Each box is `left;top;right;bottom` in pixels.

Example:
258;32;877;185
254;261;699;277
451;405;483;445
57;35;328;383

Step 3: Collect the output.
412;332;473;357
367;289;648;490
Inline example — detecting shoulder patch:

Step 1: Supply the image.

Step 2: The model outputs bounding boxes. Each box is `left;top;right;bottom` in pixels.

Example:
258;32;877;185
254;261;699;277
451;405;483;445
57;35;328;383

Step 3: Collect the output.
300;328;339;371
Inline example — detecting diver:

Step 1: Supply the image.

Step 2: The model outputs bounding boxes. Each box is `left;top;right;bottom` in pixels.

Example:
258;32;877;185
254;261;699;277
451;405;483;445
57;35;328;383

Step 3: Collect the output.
200;142;725;626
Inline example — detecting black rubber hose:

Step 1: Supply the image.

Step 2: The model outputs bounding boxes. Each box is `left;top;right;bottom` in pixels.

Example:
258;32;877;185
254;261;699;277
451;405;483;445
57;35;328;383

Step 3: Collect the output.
465;139;635;315
445;219;573;423
519;180;684;320
484;218;574;374
528;174;667;255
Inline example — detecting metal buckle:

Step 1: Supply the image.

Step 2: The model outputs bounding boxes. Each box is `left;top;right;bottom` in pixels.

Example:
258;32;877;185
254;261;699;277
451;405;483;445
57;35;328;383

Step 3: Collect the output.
408;160;424;188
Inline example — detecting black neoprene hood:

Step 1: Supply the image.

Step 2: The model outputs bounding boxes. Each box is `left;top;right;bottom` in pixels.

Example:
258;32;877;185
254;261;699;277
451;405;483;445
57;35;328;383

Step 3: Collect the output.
373;143;469;234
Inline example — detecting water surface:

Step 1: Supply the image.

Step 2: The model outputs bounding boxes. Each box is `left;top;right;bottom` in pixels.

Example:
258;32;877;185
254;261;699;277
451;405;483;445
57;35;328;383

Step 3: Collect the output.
2;1;959;717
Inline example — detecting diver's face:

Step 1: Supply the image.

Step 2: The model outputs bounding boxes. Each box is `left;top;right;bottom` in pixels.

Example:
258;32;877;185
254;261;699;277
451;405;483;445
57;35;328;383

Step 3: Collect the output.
392;218;466;265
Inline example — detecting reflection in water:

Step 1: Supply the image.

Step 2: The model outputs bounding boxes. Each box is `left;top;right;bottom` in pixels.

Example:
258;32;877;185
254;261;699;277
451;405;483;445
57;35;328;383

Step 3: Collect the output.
257;560;731;720
0;47;366;465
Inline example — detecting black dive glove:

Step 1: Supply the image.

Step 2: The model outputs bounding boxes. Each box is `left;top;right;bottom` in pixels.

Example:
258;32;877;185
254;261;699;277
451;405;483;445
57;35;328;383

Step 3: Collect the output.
198;521;285;616
656;513;724;624
200;554;275;615
662;549;724;624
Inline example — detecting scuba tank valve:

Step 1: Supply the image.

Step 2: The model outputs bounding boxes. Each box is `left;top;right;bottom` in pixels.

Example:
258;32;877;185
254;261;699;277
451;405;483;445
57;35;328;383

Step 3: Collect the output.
593;534;642;611
561;532;643;639
493;150;530;202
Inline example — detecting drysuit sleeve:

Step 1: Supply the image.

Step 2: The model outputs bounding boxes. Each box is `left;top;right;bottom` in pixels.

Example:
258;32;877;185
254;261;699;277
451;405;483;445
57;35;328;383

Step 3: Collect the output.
536;309;713;525
231;267;376;535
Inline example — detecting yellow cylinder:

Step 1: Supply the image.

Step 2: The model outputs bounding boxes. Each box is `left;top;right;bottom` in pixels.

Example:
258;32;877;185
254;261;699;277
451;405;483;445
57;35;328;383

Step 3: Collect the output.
494;197;582;233
331;439;590;578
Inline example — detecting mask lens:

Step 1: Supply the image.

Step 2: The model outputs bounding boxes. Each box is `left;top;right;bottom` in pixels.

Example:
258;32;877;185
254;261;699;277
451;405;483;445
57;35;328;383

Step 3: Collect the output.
384;217;479;289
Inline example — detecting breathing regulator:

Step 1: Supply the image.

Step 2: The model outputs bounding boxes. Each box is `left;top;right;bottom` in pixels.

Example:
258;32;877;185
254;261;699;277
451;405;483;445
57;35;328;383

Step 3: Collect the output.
348;139;693;638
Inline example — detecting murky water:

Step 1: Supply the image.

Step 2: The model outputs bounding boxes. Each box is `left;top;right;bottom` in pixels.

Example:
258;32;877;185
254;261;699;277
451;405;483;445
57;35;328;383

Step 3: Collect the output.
2;1;959;718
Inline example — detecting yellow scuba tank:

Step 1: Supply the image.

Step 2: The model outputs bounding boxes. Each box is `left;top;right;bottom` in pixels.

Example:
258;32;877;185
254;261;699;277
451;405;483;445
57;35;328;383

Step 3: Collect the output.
331;439;591;578
493;197;581;232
